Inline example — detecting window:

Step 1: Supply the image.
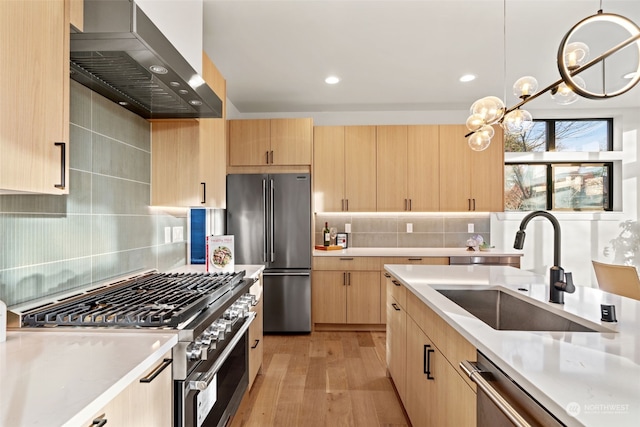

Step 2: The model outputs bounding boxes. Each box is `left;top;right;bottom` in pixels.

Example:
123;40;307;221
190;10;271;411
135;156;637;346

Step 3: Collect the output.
505;119;613;212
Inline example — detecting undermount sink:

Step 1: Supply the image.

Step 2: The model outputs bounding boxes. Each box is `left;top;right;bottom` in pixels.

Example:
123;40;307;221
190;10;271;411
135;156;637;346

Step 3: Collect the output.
436;289;610;333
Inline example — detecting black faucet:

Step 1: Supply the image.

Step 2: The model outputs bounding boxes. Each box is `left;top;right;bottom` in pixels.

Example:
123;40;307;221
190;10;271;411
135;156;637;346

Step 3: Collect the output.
513;210;575;304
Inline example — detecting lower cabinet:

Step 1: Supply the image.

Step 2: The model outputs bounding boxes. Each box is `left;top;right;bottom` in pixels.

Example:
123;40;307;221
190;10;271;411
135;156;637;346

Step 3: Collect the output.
312;271;380;324
387;275;477;427
84;350;173;426
248;294;264;390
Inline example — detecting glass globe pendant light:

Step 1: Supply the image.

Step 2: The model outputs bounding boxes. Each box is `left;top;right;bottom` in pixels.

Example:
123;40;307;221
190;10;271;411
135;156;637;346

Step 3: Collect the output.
502;109;534;135
563;42;590;70
470;96;505;125
551;75;586;105
513;76;539;99
468;125;494;152
466;114;485;132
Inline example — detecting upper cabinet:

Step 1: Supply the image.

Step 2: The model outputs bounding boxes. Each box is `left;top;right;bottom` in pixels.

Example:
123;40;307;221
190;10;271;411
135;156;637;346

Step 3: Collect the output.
439;124;504;212
313;126;377;212
0;0;70;195
377;125;440;211
228;118;313;166
151;53;227;207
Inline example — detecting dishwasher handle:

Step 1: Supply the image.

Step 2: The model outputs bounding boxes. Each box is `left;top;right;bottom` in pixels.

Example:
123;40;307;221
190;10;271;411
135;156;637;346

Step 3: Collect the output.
460;360;531;427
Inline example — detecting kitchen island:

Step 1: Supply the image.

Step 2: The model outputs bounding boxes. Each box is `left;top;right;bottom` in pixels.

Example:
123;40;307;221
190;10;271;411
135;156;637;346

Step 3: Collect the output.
385;264;640;427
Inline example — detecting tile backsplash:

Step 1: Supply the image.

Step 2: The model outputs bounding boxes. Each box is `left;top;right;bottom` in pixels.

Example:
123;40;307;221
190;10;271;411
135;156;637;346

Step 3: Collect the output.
0;81;187;306
315;213;490;248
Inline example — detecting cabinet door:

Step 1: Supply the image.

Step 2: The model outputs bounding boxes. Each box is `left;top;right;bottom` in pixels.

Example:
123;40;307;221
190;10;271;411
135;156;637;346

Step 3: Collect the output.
405;316;435;427
311;271;347;323
439;125;472;211
248;296;264;390
471;126;504;212
313;126;345;212
344;126;377;211
228;119;271;166
1;0;69;195
270;118;312;165
151;121;200;206
386;294;406;403
432;347;477;427
377;126;408;212
346;272;380;324
199;53;227;207
408;125;440;211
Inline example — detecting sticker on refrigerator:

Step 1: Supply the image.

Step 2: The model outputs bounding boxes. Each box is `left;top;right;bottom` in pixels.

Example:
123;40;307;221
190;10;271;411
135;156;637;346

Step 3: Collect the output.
206;235;235;272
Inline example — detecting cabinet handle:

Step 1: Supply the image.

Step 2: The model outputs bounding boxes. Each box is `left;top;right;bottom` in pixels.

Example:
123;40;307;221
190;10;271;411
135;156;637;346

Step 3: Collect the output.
339;257;354;261
139;358;172;383
409;199;412;211
343;272;347;286
251;339;260;349
392;280;401;287
404;199;408;211
424;345;435;380
468;198;471;211
473;198;476;211
201;182;206;204
90;415;107;426
54;142;66;189
392;303;401;311
266;151;269;164
341;199;345;211
408;258;422;261
345;199;349;211
384;273;391;278
347;272;351;286
270;150;274;164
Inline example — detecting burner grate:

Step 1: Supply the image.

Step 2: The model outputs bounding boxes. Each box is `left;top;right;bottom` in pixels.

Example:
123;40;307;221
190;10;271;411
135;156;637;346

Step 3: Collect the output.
22;271;246;328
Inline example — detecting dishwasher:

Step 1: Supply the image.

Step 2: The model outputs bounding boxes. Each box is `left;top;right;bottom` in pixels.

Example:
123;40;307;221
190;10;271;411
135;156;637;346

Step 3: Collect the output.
461;351;564;427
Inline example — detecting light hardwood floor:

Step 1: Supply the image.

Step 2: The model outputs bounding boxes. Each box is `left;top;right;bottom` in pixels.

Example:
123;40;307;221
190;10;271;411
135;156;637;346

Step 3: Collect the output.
230;331;411;427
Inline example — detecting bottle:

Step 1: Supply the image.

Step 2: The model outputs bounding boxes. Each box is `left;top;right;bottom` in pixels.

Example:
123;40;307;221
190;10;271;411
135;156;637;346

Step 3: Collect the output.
323;222;331;247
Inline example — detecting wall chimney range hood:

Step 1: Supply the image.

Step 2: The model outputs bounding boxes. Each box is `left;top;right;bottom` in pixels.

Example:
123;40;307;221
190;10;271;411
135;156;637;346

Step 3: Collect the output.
70;0;222;119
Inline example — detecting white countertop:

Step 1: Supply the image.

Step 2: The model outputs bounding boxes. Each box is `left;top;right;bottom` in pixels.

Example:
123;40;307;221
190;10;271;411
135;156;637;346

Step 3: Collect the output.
313;247;523;257
0;330;177;427
384;264;640;427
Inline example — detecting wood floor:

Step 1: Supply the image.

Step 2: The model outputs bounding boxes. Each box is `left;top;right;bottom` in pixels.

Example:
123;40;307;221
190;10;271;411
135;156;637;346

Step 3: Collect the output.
230;331;410;427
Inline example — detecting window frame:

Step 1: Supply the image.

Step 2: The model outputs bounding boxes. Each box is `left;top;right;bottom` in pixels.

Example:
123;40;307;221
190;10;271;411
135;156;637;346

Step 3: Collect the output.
504;117;615;212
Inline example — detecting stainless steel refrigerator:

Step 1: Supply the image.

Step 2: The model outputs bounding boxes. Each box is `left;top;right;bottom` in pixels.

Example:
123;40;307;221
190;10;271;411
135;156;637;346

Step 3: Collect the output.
226;173;311;333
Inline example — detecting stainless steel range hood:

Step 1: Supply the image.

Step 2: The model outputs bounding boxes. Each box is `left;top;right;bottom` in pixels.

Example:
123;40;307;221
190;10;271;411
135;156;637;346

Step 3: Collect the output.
70;0;222;119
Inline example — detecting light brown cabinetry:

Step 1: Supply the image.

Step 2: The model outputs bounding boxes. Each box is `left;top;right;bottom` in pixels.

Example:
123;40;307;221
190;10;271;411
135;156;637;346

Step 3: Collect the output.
83;351;173;426
313;126;377;212
377;125;440;211
1;0;69;195
248;294;263;390
386;273;477;427
228;118;312;166
439;124;504;212
386;277;407;404
312;257;381;327
70;0;83;31
151;53;226;207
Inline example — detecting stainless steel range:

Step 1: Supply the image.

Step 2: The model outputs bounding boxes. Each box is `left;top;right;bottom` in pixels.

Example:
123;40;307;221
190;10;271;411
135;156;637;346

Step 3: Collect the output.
9;270;257;427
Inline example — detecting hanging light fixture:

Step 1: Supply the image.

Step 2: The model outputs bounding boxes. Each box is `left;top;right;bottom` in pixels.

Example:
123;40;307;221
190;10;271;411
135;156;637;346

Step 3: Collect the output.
465;7;640;151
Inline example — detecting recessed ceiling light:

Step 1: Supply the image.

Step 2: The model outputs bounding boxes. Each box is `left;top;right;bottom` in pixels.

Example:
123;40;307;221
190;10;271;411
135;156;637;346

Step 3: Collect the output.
623;72;637;79
459;74;476;82
325;76;340;85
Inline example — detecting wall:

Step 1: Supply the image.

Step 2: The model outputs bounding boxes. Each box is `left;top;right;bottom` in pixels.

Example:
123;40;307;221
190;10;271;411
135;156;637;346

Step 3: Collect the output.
231;103;640;287
0;81;187;307
315;213;490;248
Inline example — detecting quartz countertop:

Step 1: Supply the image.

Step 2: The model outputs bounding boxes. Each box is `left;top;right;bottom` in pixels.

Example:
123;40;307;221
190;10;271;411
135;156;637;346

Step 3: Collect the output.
313;247;523;258
0;330;177;427
384;264;639;427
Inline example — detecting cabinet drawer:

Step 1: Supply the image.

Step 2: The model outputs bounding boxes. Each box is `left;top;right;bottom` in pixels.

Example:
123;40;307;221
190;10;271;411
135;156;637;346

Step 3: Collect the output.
313;256;381;271
385;273;406;309
380;256;449;266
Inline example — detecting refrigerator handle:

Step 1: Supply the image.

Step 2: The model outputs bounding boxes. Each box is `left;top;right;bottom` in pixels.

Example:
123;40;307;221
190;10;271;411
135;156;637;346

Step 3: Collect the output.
262;179;268;263
270;178;275;263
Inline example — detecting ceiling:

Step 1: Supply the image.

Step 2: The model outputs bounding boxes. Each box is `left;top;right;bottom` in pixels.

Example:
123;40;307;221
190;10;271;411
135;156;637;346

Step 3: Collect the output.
202;0;640;115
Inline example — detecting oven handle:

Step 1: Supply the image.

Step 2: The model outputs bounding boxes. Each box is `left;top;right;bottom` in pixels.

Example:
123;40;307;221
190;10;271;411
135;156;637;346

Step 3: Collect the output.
188;312;256;391
460;360;531;427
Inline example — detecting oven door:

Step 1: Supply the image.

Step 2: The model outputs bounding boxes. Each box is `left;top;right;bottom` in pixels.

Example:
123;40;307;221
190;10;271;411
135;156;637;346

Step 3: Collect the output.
176;313;255;427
